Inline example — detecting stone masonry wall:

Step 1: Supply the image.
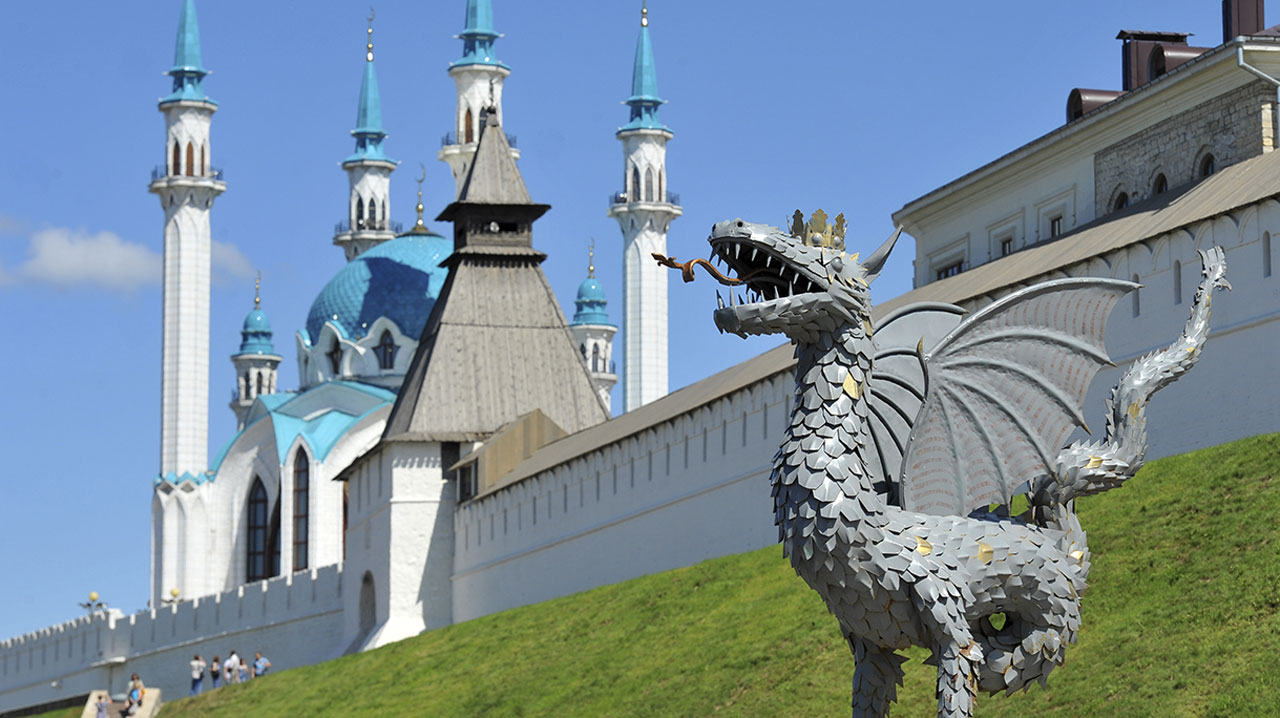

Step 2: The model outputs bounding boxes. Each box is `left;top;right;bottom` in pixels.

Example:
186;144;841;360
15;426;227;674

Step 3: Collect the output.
1095;79;1275;211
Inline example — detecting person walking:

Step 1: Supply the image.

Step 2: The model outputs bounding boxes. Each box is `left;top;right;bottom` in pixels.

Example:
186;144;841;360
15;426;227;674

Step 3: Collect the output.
224;650;240;684
189;653;207;696
253;651;272;678
210;655;222;689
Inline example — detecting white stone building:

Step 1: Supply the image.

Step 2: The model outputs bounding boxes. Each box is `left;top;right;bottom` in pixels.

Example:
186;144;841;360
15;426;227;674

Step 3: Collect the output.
5;1;1280;714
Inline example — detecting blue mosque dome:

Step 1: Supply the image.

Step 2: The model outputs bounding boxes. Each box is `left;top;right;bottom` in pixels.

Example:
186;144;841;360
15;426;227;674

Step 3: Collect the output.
571;249;612;327
304;234;451;344
238;306;276;355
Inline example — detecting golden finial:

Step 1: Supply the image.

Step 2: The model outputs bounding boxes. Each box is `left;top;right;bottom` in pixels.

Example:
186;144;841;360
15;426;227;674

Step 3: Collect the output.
641;1;648;27
415;162;426;227
254;271;261;309
588;238;596;278
366;8;376;62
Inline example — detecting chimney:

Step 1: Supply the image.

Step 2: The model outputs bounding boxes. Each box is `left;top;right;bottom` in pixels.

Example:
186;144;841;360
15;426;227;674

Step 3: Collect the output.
1117;31;1191;90
1223;0;1266;42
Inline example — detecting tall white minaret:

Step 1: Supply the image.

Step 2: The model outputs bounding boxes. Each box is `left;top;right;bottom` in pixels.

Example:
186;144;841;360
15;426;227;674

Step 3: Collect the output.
150;0;224;483
334;13;397;262
607;2;681;411
438;0;520;196
568;241;619;411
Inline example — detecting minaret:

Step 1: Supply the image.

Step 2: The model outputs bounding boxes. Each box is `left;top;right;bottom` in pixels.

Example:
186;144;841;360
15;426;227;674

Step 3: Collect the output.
334;12;397;262
569;241;619;410
606;2;681;411
438;0;520;196
149;0;225;482
230;275;282;430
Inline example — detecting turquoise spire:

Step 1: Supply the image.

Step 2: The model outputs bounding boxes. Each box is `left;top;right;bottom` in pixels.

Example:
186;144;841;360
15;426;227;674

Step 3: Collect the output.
348;14;394;164
454;0;507;69
571;242;613;326
237;277;276;355
619;2;667;134
163;0;214;104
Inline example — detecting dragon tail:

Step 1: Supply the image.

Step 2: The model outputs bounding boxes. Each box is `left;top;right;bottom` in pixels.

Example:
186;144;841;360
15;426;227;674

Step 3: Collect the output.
1035;247;1230;510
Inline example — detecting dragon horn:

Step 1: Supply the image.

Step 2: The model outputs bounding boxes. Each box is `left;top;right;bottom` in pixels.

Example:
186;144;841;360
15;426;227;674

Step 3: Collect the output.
863;225;902;283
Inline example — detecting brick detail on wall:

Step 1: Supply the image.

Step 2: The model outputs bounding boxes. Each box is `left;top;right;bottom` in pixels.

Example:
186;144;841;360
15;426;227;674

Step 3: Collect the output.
1095;79;1275;211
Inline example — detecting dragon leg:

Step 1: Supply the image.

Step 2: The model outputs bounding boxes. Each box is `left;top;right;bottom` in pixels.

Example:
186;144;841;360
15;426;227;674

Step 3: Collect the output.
849;637;907;718
934;641;980;718
1037;247;1230;509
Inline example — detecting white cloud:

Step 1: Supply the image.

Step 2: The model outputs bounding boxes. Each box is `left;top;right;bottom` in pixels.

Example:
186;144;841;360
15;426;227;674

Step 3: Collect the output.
14;227;160;290
212;239;255;284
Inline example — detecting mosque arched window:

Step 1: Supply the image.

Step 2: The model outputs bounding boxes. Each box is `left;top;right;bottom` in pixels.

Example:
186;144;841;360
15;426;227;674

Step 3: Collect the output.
255;372;264;397
465;107;474;144
200;145;206;176
172;141;181;176
1200;154;1216;178
243;370;251;399
185;142;195;177
645;168;655;202
580;344;587;360
592;344;600;373
327;341;343;375
247;478;269;582
631;166;641;202
355;198;365;230
368;197;378;229
268;497;281;578
376;330;397;370
293;448;309;572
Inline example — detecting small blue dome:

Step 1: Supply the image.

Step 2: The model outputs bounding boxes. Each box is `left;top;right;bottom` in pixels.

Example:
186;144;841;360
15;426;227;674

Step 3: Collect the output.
571;276;612;327
238;306;275;355
304;234;451;344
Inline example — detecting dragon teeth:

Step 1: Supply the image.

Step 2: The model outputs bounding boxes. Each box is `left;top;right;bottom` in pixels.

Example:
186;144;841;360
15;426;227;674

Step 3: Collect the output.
734;243;741;259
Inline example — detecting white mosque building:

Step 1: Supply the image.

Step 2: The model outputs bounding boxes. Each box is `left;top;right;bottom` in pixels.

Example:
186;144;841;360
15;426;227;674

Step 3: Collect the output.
4;0;1279;712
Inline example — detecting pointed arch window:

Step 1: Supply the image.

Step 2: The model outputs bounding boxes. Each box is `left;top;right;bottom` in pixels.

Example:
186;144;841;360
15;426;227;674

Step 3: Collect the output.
293;448;309;572
658;168;664;204
185;143;195;177
355;198;365;230
268;497;281;578
368;197;378;229
255;372;264;396
465;107;474;144
645;168;655;202
327;341;343;375
200;145;206;176
172;141;181;176
631;166;641;202
246;478;269;582
1200;154;1216;178
243;370;251;400
375;330;398;370
591;344;601;373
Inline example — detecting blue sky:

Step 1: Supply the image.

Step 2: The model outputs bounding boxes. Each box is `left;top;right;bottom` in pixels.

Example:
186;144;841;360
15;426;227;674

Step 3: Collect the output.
0;1;1223;636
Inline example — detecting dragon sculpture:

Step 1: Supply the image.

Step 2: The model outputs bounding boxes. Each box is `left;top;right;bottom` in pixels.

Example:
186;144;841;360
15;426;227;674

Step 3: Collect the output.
656;211;1229;718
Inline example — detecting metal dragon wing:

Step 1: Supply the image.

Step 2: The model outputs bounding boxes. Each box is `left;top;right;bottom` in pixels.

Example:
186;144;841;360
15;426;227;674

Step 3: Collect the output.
897;278;1138;516
865;302;967;503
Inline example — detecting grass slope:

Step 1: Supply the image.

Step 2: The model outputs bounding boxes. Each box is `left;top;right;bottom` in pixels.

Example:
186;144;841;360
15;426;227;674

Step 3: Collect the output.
161;433;1280;717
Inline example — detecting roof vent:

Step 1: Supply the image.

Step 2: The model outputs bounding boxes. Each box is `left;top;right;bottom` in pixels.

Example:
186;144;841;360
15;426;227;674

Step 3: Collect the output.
1223;0;1266;42
1067;88;1123;123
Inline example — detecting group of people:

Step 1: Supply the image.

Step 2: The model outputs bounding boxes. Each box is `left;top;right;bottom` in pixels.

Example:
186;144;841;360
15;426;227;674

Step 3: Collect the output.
188;650;271;696
94;673;147;717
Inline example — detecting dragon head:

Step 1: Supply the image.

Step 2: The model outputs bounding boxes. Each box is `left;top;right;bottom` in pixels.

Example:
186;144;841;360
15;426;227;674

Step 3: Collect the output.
705;213;900;344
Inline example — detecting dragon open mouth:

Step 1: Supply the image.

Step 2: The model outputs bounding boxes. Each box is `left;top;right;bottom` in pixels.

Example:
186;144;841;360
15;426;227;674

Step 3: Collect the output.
706;237;823;304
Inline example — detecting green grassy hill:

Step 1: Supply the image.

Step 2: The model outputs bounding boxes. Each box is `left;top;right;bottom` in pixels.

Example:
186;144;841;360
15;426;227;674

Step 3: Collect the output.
159;433;1279;717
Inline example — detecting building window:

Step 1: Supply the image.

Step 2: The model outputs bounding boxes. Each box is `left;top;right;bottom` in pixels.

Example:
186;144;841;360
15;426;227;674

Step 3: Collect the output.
368;197;378;229
355;198;364;229
935;261;963;281
172;141;180;175
200;145;206;176
464;108;474;144
644;168;654;202
1112;192;1129;212
631;166;641;202
1000;237;1014;257
185;143;195;177
1173;260;1183;305
1044;215;1064;238
327;341;343;375
293;449;309;572
580;344;587;360
591;344;601;373
243;371;251;399
255;373;263;397
247;478;269;582
1200;154;1216;178
1132;274;1141;317
1265;231;1273;278
1153;173;1168;195
375;330;397;370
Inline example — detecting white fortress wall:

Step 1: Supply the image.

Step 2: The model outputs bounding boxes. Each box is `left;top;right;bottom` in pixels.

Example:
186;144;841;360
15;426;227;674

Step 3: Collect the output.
451;369;794;623
0;565;343;713
966;197;1280;458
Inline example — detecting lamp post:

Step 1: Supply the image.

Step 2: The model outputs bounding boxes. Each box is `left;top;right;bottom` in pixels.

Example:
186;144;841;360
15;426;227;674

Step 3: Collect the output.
161;587;181;607
78;591;107;616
